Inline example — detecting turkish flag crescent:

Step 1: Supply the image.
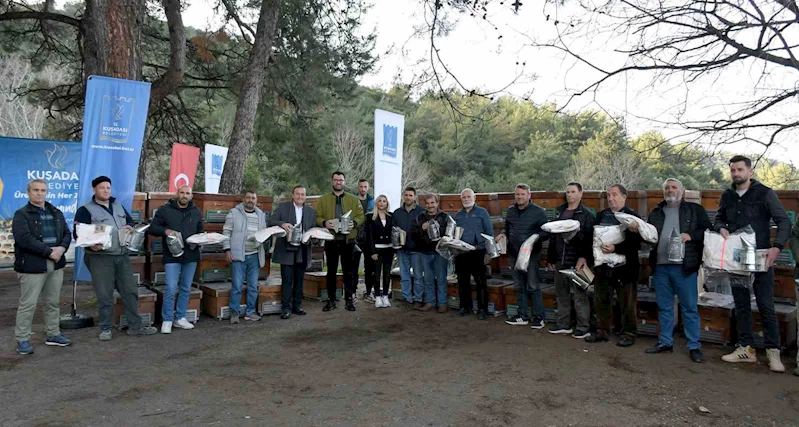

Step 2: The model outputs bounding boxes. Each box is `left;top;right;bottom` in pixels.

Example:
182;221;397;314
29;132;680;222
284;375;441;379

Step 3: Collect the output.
168;143;201;193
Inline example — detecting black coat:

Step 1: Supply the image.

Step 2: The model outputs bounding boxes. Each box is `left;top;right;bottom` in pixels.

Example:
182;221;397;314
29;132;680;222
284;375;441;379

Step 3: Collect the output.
366;212;393;255
590;206;642;284
547;202;595;267
149;199;204;263
647;200;711;275
412;211;451;253
715;179;791;250
13;202;71;273
268;201;317;267
504;202;549;257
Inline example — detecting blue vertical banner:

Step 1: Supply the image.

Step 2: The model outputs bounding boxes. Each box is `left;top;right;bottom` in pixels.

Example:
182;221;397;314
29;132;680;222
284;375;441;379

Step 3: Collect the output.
0;137;81;265
74;76;151;281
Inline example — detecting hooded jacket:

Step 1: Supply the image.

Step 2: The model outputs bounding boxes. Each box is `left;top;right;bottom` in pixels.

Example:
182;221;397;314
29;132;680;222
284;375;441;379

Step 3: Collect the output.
149;199;204;264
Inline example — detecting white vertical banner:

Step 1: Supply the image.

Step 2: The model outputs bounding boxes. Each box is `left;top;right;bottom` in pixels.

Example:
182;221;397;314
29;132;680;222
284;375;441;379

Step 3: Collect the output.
204;143;228;194
374;109;405;210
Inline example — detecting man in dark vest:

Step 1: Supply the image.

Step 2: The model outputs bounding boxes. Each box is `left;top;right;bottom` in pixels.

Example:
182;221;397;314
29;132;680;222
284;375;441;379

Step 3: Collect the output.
149;185;204;334
269;185;317;319
74;176;157;340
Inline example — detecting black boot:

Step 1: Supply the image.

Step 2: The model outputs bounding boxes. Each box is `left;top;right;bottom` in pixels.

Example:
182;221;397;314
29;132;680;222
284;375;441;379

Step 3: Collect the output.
323;301;337;312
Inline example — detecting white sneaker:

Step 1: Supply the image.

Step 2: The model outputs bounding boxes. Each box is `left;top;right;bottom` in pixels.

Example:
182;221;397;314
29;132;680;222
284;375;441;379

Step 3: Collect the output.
161;321;173;334
721;345;757;363
375;296;384;308
382;296;391;308
767;348;785;373
174;318;195;330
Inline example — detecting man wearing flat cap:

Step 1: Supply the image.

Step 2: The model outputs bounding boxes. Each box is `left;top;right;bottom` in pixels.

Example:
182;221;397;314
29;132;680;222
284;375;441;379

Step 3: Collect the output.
74;176;157;340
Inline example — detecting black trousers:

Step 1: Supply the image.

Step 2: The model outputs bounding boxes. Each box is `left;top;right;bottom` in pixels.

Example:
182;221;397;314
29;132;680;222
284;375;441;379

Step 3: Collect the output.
372;247;395;296
280;263;306;313
455;250;487;312
325;240;355;301
594;267;637;337
353;248;376;294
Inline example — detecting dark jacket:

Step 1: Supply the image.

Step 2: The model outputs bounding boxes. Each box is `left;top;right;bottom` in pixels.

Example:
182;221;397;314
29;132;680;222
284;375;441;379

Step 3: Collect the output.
354;193;374;246
504;201;549;257
412;210;451;253
149;199;204;264
454;205;493;250
590;206;642;283
647;200;711;275
268;201;317;267
547;202;595;268
714;179;791;250
392;203;425;251
12;202;71;273
366;212;394;255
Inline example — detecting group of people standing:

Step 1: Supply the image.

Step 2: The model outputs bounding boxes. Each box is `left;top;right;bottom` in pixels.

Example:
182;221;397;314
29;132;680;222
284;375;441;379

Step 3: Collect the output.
10;157;799;377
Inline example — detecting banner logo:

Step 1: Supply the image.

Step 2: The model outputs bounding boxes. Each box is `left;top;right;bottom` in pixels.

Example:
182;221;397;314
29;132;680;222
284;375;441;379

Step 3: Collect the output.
46;143;68;169
99;95;136;143
212;154;224;176
382;124;398;158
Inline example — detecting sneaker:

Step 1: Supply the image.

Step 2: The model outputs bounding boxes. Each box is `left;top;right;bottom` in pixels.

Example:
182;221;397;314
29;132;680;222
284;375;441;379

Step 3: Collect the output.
323;301;337;312
549;326;573;335
690;349;704;363
127;326;158;336
99;330;112;341
280;311;291;320
530;317;545;330
457;308;470;317
363;292;375;303
174;318;195;330
230;312;240;324
721;344;757;363
245;312;262;322
16;340;33;355
382;296;391;308
417;303;434;312
161;321;173;334
767;348;785;373
584;332;609;343
572;329;590;339
45;334;72;347
375;296;385;308
477;310;488;321
505;315;529;326
345;300;356;311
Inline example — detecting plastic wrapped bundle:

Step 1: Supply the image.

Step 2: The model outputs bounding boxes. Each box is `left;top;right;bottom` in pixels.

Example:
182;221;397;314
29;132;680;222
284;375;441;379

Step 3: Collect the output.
251;226;287;243
302;227;335;243
702;226;767;273
592;225;626;267
614;212;658;244
436;236;476;261
75;223;113;249
186;232;229;245
514;234;540;272
542;220;580;234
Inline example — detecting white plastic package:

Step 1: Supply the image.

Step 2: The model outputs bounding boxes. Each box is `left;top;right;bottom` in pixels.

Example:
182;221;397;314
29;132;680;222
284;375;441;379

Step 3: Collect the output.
702;229;767;273
75;223;112;249
592;225;626;267
302;227;335;243
514;234;540;272
614;212;658;244
252;226;287;243
436;236;476;261
186;232;229;245
542;220;580;234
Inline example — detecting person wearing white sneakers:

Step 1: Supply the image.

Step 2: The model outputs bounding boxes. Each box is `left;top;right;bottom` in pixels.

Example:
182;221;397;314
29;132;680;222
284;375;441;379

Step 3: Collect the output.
716;156;790;373
149;185;204;334
367;195;395;309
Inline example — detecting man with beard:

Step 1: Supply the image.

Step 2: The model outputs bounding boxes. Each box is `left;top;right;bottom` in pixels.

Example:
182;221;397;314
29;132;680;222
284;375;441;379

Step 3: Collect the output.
717;156;790;373
393;187;425;305
644;178;711;363
149;185;204;333
223;191;268;324
316;171;366;312
412;193;452;313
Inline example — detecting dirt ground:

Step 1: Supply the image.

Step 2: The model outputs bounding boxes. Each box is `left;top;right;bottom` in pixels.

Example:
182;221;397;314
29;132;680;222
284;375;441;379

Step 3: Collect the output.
0;269;797;427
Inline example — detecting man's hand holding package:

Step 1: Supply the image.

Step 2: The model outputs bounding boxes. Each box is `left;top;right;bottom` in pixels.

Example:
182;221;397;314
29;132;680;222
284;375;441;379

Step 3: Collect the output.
49;246;65;261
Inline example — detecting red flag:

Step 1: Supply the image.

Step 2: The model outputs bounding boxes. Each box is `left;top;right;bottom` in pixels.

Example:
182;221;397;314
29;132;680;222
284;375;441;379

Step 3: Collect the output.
168;143;201;192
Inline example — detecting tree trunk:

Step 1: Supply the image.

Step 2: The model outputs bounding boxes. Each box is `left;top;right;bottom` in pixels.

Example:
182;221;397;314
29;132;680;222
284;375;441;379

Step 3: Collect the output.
82;0;145;81
218;0;282;194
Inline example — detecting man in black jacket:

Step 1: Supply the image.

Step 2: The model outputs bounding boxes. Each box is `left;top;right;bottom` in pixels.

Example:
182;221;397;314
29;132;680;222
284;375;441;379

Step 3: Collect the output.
502;184;550;329
149;185;204;334
412;193;451;313
393;187;425;305
716;156;790;373
13;179;73;354
582;184;642;347
644;178;710;363
547;182;594;338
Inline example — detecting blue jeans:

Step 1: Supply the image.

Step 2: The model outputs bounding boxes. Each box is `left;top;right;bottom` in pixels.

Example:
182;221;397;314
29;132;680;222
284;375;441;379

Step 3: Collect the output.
510;255;543;320
420;252;448;306
163;262;197;322
230;254;260;315
653;265;700;350
398;250;424;303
